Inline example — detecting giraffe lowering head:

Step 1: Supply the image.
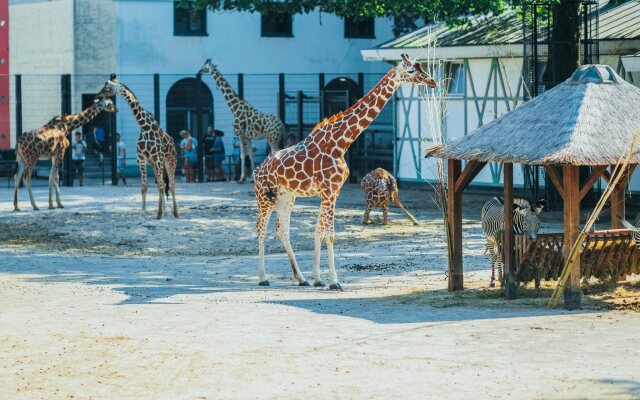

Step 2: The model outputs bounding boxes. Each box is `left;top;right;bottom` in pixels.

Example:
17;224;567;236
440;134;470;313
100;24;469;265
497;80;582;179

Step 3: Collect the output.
96;74;122;99
397;53;437;88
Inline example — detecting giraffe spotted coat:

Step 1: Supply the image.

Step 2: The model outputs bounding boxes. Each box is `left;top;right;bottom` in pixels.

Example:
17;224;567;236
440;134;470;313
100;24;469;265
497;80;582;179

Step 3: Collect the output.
97;75;178;219
361;168;418;225
199;59;284;182
14;98;117;211
251;54;436;289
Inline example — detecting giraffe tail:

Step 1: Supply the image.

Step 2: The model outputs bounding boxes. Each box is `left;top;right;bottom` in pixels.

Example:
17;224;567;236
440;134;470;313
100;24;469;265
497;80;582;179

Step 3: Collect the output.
391;189;418;225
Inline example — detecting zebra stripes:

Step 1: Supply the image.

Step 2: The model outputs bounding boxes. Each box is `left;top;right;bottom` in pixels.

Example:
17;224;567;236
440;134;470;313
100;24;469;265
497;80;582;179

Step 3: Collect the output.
481;196;546;287
619;212;640;249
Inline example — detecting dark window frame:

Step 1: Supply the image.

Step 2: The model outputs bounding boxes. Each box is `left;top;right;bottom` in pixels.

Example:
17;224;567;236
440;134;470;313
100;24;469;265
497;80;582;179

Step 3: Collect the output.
344;16;375;39
174;1;208;37
261;11;293;37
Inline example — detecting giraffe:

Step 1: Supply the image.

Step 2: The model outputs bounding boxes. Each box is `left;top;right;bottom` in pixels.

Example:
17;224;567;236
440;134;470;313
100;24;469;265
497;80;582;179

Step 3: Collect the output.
252;54;436;289
361;167;418;226
97;74;179;219
198;59;284;182
13;98;117;211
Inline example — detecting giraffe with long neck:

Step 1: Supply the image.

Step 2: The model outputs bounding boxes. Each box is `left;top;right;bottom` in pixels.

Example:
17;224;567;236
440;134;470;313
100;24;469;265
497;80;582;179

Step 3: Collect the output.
14;98;117;211
199;59;284;182
252;54;436;288
97;75;179;219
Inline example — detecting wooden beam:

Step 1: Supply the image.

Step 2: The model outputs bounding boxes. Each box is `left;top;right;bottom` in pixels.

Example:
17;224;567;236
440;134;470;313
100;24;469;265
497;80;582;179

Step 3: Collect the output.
579;165;608;201
601;169;611;184
544;165;565;200
563;165;581;310
454;160;487;194
447;159;463;292
503;163;517;299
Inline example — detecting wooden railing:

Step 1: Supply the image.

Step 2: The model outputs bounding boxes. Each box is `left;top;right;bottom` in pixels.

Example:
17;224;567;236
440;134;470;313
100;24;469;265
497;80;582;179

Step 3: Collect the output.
514;229;640;287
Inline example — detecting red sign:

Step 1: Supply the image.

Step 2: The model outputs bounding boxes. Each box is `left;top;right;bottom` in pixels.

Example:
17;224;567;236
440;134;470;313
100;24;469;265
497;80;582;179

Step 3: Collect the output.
0;0;8;149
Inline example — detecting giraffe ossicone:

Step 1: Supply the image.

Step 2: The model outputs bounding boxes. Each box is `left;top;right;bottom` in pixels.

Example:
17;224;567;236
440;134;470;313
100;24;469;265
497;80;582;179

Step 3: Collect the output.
199;58;284;182
14;98;117;211
97;75;179;219
252;53;436;288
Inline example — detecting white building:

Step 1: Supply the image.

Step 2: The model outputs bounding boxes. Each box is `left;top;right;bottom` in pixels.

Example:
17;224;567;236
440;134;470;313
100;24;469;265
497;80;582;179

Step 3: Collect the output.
8;0;396;167
363;0;640;193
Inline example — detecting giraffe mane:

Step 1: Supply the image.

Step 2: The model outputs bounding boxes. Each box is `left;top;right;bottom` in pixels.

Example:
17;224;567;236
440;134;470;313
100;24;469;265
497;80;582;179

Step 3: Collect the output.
312;112;345;131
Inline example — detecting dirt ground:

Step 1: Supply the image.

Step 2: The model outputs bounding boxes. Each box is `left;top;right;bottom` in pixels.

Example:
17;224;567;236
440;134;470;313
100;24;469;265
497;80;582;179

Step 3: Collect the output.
1;181;639;399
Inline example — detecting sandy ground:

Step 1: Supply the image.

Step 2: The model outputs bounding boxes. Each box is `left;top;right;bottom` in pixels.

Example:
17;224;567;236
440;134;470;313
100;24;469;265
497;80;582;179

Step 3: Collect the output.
1;181;639;399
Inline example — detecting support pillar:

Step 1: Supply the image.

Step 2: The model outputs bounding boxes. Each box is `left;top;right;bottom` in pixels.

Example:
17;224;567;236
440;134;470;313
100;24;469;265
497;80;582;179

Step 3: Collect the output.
611;165;628;281
503;163;517;299
447;159;463;291
563;165;581;309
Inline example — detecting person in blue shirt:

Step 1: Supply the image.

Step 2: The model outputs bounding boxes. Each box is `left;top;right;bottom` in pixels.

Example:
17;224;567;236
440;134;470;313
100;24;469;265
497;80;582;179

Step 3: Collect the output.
211;129;226;181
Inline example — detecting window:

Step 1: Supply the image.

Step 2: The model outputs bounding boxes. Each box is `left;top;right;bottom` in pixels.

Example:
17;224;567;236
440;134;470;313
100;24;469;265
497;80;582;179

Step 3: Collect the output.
174;1;207;36
344;17;375;39
261;11;293;37
446;62;465;95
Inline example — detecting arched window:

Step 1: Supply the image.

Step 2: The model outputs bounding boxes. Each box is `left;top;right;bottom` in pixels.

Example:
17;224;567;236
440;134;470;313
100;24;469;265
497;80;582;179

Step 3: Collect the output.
323;77;360;119
166;78;213;142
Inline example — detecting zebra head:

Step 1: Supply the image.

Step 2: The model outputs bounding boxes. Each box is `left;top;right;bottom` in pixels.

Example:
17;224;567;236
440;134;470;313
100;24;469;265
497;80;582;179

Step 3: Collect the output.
513;203;544;240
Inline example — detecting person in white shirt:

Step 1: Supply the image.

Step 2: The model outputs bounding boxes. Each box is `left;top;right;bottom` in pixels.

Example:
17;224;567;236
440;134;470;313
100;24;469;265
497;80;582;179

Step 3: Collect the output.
71;132;87;186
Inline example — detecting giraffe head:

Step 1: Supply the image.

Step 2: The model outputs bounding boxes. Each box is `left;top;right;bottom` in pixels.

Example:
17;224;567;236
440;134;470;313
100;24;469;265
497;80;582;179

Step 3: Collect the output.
96;74;124;99
397;54;437;88
93;98;118;113
198;58;216;74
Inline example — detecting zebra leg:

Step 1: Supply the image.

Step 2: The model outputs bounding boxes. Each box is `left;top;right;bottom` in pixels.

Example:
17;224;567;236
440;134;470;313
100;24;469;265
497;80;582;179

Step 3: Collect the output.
488;242;496;288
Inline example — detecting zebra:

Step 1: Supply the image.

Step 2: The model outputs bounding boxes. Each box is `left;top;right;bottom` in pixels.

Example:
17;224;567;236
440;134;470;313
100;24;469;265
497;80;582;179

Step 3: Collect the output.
481;196;546;287
618;212;640;249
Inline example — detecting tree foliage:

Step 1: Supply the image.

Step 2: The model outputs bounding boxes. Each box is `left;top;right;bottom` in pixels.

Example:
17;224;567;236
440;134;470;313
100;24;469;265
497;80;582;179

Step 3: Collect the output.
181;0;517;35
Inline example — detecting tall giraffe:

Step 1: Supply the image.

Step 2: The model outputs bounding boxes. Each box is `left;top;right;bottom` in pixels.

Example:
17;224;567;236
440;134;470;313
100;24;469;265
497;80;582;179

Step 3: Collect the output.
14;98;117;211
97;75;179;219
252;54;436;288
199;59;284;182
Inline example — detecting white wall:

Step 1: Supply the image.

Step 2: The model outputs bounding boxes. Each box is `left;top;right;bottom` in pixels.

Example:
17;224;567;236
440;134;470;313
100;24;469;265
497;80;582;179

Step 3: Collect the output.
114;1;394;75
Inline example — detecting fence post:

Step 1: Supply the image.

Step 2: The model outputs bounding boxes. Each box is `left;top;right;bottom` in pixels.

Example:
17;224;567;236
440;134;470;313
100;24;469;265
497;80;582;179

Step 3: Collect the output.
15;74;21;141
110;97;117;185
61;74;72;186
296;90;303;141
237;73;244;99
153;73;160;123
196;73;204;183
357;72;364;97
318;73;325;121
278;73;285;123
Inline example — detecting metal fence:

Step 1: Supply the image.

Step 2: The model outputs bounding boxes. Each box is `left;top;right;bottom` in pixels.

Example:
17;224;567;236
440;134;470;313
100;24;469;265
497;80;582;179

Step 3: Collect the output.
0;71;395;186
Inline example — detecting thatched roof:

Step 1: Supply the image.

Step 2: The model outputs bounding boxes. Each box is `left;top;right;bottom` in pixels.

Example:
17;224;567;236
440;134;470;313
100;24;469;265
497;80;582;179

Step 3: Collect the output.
428;65;640;166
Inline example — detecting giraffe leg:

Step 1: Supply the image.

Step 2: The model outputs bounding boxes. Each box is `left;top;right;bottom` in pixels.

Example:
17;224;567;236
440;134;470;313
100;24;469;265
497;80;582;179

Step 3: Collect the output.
24;167;38;211
381;199;390;225
257;202;274;286
53;158;63;208
275;194;307;285
166;160;179;218
311;213;325;287
321;192;341;290
238;136;248;183
151;162;166;219
13;157;25;211
138;159;148;215
363;198;373;225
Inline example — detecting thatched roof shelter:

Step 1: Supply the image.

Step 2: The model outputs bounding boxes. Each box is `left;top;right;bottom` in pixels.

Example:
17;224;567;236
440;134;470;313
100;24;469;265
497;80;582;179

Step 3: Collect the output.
429;65;640;165
430;65;640;309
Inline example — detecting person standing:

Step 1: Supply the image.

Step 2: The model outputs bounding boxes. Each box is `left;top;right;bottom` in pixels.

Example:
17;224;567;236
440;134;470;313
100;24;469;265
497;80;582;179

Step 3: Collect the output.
180;130;198;183
115;133;127;186
71;132;87;186
203;126;216;182
211;129;226;181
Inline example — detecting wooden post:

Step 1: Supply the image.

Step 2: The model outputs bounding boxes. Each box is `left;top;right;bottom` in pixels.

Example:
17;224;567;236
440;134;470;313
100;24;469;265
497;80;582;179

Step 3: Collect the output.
563;165;581;309
503;163;517;299
611;164;627;281
447;159;463;291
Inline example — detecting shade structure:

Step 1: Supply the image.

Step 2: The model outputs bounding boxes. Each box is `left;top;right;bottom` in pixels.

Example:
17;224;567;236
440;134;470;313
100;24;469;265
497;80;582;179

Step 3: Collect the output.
429;65;640;165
